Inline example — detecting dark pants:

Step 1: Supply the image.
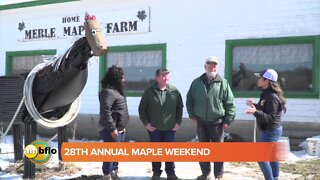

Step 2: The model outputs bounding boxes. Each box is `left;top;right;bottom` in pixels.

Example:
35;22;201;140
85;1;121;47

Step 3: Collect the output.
258;126;283;180
99;128;126;175
197;121;224;178
148;130;176;175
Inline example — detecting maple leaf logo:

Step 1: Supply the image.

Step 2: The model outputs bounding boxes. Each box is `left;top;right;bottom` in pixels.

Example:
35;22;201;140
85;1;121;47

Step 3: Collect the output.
18;22;25;31
137;10;147;21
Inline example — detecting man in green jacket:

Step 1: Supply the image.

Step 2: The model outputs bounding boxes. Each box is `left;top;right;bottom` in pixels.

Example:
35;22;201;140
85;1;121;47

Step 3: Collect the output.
186;56;236;180
139;68;183;180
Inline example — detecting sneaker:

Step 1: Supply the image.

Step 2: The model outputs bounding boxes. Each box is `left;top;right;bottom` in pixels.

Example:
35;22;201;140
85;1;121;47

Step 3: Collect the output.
152;173;161;180
197;174;211;180
167;173;179;180
111;170;119;180
102;174;112;180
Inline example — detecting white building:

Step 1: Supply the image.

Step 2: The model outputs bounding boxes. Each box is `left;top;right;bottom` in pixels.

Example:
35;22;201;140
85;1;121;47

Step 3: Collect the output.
1;0;319;149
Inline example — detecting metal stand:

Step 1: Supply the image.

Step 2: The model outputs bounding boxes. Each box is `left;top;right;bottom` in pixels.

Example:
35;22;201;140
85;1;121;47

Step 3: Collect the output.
13;124;23;162
58;125;68;161
23;120;36;179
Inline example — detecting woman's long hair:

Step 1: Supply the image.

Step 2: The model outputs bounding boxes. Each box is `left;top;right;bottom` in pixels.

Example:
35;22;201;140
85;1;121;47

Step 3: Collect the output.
101;65;125;96
269;81;286;113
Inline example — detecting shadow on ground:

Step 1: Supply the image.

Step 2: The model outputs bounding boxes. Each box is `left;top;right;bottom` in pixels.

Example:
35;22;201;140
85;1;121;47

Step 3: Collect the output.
71;174;196;180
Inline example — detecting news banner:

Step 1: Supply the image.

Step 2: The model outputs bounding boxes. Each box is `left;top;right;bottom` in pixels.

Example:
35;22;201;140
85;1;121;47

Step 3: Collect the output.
60;142;288;162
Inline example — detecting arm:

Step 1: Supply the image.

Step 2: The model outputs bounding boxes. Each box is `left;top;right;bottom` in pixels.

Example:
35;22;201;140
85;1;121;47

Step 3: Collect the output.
138;89;149;126
176;90;184;125
139;89;157;132
99;90;116;132
186;81;195;119
223;82;236;124
254;94;280;125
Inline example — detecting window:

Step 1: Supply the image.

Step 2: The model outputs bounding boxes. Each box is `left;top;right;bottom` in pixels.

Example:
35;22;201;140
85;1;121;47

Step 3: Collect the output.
100;44;166;96
6;50;56;75
225;36;320;98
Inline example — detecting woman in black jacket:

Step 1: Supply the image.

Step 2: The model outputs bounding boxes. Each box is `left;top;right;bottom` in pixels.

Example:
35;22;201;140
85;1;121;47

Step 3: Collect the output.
99;65;129;179
246;69;286;180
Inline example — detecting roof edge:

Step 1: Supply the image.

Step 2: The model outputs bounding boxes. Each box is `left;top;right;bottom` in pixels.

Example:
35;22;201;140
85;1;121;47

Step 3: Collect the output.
0;0;80;11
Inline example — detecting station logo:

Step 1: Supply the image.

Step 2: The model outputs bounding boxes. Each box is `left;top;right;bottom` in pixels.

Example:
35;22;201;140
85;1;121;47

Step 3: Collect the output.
24;140;57;165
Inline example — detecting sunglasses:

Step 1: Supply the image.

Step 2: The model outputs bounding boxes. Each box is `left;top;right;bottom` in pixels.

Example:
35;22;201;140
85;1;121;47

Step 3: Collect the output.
206;62;217;65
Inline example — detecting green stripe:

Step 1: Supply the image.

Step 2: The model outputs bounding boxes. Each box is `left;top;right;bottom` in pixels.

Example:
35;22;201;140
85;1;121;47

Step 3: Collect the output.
5;49;56;75
0;0;80;11
225;35;320;99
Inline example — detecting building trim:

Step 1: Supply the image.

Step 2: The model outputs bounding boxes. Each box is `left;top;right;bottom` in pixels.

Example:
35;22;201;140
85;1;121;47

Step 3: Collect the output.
99;43;167;97
0;0;79;11
5;49;57;75
225;35;320;99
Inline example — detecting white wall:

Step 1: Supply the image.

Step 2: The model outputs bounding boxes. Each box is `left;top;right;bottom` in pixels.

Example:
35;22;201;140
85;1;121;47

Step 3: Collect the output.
1;0;319;122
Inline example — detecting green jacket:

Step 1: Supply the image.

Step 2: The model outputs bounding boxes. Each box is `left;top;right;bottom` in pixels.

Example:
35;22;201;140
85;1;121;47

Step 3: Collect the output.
138;83;183;130
186;74;235;124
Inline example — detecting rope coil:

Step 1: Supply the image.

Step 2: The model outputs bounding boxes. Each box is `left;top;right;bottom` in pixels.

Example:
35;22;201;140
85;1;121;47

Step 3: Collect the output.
23;62;80;129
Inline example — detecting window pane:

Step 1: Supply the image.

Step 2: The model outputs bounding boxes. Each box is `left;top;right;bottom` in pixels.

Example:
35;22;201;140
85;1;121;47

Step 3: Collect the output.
11;55;54;75
107;50;162;92
232;43;313;92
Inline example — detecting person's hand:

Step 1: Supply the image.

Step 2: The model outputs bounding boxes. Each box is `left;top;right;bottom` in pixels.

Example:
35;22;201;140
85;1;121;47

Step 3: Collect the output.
146;123;156;132
246;98;254;106
192;117;198;125
172;123;180;131
111;129;119;139
246;104;257;114
223;123;229;129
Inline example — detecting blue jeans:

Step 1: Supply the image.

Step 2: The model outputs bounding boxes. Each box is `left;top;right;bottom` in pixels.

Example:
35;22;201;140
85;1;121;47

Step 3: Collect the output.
258;126;282;180
99;128;126;175
148;130;176;175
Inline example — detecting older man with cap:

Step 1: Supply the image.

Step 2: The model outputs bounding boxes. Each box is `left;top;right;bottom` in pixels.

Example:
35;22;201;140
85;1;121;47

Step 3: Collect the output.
246;69;286;180
186;56;236;180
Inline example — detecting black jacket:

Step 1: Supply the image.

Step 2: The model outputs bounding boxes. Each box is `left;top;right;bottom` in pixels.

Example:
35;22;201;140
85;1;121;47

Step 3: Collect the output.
254;87;282;130
99;88;129;132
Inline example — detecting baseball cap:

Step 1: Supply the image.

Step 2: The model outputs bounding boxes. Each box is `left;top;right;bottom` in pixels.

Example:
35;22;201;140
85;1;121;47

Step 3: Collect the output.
254;69;278;82
205;56;219;64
